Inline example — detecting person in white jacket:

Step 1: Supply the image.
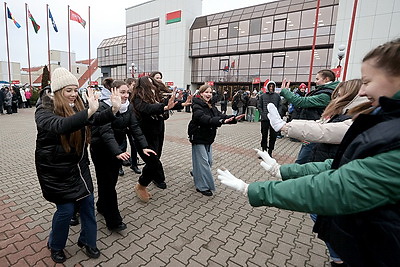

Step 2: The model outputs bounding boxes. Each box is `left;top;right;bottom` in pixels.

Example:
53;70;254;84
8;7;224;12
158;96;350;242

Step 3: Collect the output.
268;79;370;145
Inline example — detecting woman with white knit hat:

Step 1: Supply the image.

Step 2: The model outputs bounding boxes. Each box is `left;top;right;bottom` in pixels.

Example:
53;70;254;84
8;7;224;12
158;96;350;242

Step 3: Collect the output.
35;67;121;263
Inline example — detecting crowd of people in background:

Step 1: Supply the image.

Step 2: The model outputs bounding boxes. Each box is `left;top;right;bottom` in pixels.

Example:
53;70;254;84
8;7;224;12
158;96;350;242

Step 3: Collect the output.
0;85;33;115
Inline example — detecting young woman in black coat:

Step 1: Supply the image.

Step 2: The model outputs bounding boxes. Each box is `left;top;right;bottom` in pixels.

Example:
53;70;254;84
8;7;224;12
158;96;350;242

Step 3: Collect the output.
131;76;190;202
188;84;244;196
90;80;156;231
35;67;120;263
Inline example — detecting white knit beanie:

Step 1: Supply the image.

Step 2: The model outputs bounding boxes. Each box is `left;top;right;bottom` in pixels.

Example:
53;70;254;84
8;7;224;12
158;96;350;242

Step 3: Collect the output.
51;67;79;93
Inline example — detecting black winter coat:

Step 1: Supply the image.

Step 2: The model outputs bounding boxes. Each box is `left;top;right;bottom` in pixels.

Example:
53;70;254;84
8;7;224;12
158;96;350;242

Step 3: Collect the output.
257;92;281;121
188;97;235;145
309;113;351;162
91;102;148;156
315;96;400;267
35;94;115;204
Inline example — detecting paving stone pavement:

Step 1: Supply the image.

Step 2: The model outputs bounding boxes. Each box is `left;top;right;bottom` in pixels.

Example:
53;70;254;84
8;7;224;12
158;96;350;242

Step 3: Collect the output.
0;108;332;266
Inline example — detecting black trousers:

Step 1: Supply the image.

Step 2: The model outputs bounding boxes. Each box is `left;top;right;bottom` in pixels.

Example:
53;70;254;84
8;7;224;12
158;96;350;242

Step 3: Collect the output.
90;145;122;228
120;132;139;167
137;131;165;187
260;119;278;152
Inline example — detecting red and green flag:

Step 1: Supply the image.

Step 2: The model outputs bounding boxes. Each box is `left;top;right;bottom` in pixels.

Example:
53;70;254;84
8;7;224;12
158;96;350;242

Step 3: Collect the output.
28;10;40;33
166;10;181;24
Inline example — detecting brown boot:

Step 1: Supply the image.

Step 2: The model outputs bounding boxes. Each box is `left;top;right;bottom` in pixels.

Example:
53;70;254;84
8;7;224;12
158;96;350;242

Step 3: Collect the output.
134;183;150;202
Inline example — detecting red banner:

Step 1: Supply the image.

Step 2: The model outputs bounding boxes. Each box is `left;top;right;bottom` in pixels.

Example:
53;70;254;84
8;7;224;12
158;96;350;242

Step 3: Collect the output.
166;82;174;86
332;67;342;78
89;81;98;86
207;81;214;86
252;77;261;84
11;80;20;84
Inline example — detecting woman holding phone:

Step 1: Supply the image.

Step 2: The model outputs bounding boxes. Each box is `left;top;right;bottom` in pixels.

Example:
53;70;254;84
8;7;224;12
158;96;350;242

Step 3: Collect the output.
188;84;245;196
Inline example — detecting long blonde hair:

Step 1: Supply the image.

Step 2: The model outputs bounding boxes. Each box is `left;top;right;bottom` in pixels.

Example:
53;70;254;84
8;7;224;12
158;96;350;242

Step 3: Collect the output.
53;89;90;154
321;79;362;119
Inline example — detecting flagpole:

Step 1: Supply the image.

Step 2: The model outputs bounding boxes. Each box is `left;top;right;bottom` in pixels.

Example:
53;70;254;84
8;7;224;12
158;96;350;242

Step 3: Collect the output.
46;4;51;77
307;0;321;92
4;2;11;83
68;5;71;71
88;5;91;84
25;3;32;89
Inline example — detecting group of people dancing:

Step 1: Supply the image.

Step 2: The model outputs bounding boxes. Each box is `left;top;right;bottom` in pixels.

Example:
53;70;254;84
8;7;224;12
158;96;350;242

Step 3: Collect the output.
35;38;400;265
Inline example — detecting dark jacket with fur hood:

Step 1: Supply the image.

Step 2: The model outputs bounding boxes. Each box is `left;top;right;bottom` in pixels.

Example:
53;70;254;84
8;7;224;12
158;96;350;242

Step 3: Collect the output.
35;89;115;204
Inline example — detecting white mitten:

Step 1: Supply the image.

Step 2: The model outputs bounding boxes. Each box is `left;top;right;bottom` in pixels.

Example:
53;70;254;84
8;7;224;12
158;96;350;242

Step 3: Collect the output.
217;169;248;195
255;149;281;179
267;103;285;132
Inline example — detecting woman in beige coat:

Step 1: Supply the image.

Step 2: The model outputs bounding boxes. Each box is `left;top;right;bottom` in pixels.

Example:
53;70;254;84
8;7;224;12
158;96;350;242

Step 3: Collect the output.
268;79;369;145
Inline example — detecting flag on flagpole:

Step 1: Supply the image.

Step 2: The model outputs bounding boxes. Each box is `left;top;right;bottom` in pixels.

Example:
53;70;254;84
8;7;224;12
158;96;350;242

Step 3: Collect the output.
49;9;58;32
223;65;229;72
231;60;235;69
70;9;86;28
7;7;21;28
28;10;40;33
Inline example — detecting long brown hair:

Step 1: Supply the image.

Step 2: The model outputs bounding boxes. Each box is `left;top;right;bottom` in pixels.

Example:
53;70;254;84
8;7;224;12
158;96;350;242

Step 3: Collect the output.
132;76;161;103
321;79;362;119
53;89;90;154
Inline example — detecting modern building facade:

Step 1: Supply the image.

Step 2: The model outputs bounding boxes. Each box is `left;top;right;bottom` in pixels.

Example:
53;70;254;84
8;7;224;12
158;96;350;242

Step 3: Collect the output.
97;0;400;93
97;0;202;89
190;0;338;94
97;35;127;80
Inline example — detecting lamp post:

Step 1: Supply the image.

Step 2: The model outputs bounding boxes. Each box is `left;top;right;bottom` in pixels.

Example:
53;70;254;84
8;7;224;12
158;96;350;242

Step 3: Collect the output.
337;44;346;68
128;62;137;78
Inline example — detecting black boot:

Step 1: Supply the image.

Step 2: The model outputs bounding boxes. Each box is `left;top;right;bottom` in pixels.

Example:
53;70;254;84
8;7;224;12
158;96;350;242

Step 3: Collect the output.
78;240;100;259
130;165;141;174
47;242;66;263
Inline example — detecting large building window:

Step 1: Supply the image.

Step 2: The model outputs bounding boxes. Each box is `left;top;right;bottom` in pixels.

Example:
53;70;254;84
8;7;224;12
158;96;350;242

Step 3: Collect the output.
189;0;338;84
272;55;285;68
273;18;287;32
126;19;159;74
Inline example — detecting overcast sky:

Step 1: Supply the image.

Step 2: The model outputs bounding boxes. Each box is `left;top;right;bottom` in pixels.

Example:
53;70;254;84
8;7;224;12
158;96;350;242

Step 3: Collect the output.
1;0;270;67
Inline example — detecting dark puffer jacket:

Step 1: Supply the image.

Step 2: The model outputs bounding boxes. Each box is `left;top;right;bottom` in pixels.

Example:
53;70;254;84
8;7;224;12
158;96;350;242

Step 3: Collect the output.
188;97;235;145
35;93;115;204
91;102;148;156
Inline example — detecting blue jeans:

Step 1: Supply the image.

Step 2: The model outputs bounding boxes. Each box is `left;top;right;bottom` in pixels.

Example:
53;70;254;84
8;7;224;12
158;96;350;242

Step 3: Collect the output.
48;194;97;250
295;142;317;164
246;106;257;122
310;214;342;262
192;144;215;191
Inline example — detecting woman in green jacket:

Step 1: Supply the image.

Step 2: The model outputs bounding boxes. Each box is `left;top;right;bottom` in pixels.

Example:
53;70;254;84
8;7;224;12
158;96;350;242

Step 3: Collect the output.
217;39;400;267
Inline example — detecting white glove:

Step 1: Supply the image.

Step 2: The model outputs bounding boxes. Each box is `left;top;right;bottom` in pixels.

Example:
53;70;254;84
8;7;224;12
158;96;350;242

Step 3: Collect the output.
255;149;281;179
267;103;285;132
217;169;248;195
